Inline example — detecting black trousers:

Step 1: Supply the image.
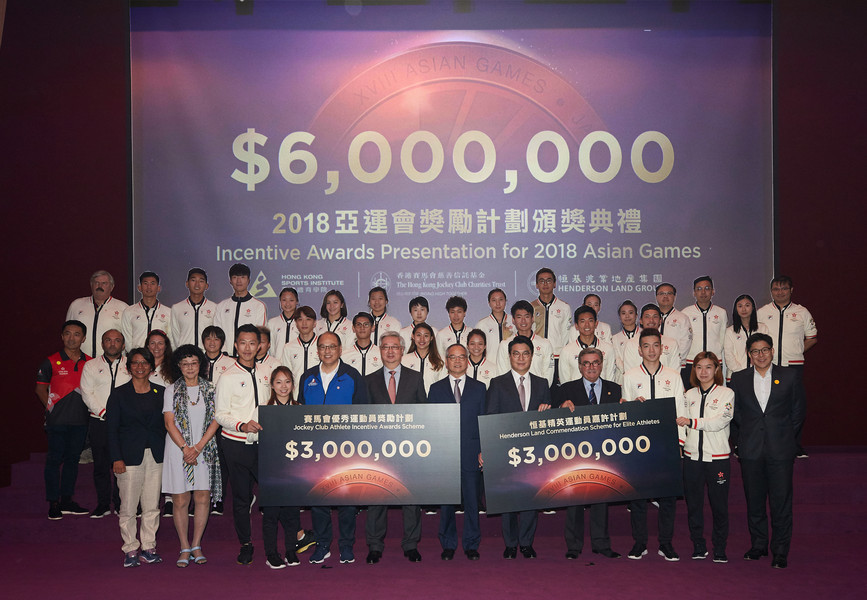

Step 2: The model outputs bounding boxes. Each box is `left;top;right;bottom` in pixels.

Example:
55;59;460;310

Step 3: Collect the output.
501;510;537;548
262;505;301;555
788;364;806;453
44;424;87;502
89;418;120;508
683;458;729;553
366;505;422;552
564;503;611;553
740;457;794;557
629;496;676;546
222;438;258;545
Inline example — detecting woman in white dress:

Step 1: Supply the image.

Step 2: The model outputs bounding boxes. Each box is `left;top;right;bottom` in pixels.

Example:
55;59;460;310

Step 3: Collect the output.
162;345;221;567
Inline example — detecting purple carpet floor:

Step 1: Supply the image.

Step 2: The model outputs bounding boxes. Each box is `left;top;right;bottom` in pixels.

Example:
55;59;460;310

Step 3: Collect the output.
1;447;864;599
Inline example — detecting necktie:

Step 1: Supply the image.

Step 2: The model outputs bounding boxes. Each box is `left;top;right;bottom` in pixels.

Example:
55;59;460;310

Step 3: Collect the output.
589;382;597;405
453;379;461;403
388;370;396;404
519;375;526;411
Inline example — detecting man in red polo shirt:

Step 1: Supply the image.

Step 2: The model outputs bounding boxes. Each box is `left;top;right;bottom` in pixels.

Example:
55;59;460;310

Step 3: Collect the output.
36;320;93;520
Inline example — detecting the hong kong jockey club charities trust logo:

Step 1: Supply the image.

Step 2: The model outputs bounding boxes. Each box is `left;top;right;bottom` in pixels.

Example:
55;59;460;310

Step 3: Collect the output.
371;272;390;292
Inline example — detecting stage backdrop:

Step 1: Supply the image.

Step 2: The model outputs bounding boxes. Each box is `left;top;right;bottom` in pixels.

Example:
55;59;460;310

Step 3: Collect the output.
130;1;772;323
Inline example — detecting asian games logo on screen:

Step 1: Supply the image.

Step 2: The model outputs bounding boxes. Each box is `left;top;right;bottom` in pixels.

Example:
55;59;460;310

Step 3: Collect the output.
371;272;391;292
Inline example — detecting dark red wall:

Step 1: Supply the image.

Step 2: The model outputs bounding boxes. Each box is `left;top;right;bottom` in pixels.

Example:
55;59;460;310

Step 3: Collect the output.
0;0;863;486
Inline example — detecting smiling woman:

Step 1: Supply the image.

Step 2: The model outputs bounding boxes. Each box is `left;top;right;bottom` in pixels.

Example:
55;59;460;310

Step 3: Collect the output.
106;347;167;568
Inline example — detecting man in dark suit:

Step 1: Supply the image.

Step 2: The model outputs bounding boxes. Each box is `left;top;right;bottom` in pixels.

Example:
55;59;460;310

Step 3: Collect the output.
429;343;485;561
554;347;621;560
363;331;427;564
729;333;806;569
485;335;552;559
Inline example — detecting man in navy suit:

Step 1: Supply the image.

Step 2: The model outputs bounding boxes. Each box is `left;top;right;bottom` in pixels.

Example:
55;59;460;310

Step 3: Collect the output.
485;335;552;559
429;343;485;561
363;331;427;564
554;347;622;560
730;333;805;569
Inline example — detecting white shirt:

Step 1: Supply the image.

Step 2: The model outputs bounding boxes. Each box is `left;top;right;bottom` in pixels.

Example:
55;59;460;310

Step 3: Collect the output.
122;301;172;349
170;297;217;350
66;296;129;359
474;314;514;346
753;368;772;412
756;302;817;366
448;375;467;402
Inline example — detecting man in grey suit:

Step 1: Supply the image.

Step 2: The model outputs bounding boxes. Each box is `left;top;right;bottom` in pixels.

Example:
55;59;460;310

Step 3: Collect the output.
363;331;427;564
485;335;552;559
729;333;805;569
554;347;622;560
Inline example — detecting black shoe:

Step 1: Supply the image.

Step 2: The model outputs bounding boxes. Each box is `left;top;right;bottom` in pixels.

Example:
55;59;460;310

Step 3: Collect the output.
465;549;480;560
593;548;621;559
285;551;300;566
366;550;382;564
441;549;455;561
237;543;254;565
713;553;728;563
628;543;647;560
520;545;536;559
503;547;517;560
404;548;422;562
658;543;679;561
90;504;110;519
295;529;315;554
59;499;88;515
265;553;286;569
743;547;768;561
771;555;787;569
210;501;223;515
691;545;708;560
565;551;580;560
48;502;62;520
163;500;174;518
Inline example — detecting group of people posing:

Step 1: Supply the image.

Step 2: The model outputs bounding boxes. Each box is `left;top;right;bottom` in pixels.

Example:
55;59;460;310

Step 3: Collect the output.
38;264;814;570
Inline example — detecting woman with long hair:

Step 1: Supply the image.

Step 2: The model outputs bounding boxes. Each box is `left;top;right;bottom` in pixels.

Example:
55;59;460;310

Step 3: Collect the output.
146;329;173;386
161;344;221;567
723;294;769;379
402;322;446;394
610;300;638;384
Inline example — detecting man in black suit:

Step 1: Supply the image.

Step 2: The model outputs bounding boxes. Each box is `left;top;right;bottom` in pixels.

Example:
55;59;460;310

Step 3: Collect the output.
554;347;621;560
485;335;552;559
363;331;427;564
729;333;806;569
429;343;485;561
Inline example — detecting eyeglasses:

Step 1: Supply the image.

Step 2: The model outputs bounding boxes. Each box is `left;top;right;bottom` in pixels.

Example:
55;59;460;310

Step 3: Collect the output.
695;286;713;292
511;351;532;358
354;322;372;328
537;278;554;284
447;355;468;360
179;360;200;368
380;345;402;351
579;360;602;367
748;347;773;356
317;345;338;351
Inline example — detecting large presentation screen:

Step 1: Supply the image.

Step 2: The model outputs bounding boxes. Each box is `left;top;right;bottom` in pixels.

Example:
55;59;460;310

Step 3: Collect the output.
130;1;772;325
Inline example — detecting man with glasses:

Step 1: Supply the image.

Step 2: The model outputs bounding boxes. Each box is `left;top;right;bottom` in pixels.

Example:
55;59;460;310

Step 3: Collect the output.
729;333;805;569
756;276;816;458
681;276;727;388
496;301;554;386
363;331;426;564
554;347;622;560
297;332;369;565
486;335;552;560
428;344;485;561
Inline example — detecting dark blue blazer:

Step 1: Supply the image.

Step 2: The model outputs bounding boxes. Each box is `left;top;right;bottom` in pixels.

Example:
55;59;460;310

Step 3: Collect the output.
106;380;167;465
554;377;621;408
428;375;485;471
485;371;551;415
